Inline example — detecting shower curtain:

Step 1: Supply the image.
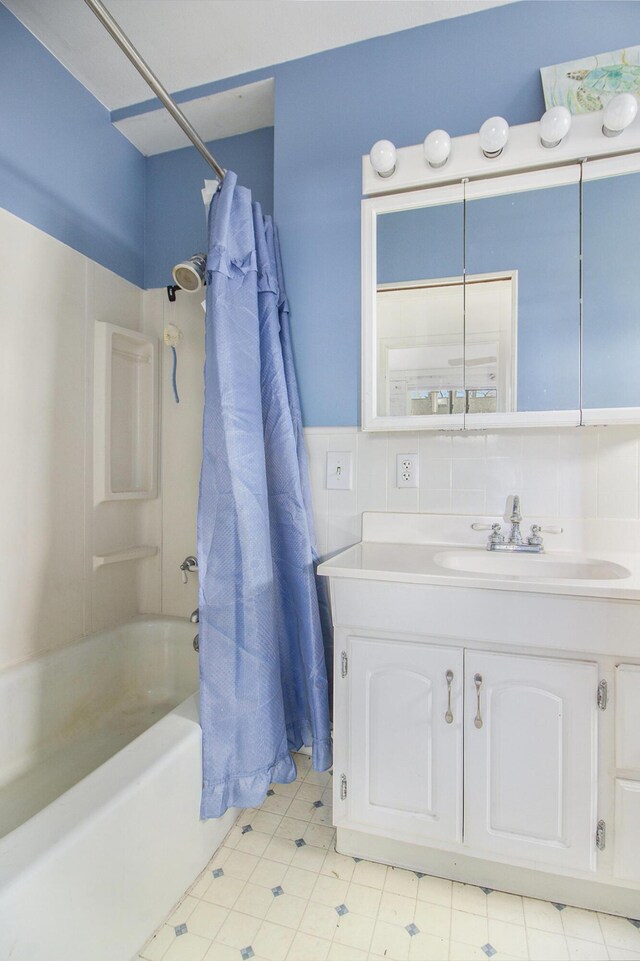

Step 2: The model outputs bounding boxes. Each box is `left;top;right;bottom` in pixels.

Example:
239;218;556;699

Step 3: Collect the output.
198;172;332;819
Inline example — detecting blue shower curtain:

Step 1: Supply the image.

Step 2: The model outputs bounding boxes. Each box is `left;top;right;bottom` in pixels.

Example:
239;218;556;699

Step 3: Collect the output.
198;172;332;818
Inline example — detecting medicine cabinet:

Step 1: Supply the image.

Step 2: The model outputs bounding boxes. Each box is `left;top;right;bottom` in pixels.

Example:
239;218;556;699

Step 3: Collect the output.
362;151;640;431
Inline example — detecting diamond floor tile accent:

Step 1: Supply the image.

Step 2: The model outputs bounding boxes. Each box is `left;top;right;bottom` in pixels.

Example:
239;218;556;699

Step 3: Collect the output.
137;752;635;961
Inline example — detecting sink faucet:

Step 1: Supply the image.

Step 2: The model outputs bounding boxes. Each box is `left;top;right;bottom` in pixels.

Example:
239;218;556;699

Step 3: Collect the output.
471;495;563;554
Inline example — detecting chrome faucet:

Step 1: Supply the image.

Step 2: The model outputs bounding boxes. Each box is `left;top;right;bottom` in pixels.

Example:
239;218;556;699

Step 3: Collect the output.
472;495;563;554
190;609;199;624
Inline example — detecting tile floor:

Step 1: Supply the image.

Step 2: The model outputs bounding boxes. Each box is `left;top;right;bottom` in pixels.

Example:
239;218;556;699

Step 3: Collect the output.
138;754;640;961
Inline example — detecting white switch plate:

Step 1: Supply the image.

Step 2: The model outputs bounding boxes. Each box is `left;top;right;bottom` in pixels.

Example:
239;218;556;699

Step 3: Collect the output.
396;453;419;488
327;451;353;490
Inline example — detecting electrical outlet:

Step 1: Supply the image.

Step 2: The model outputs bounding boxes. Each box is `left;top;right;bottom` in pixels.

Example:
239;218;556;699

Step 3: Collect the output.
396;453;419;488
326;451;353;490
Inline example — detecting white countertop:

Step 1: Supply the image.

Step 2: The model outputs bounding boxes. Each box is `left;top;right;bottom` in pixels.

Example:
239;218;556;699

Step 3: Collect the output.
317;512;640;601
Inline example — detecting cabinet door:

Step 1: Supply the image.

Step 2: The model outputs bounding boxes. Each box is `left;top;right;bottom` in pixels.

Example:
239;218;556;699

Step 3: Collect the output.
348;636;463;845
464;651;598;872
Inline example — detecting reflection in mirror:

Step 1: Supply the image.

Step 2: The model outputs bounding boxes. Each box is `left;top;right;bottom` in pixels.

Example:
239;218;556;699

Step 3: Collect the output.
465;176;580;413
376;199;463;418
582;161;640;411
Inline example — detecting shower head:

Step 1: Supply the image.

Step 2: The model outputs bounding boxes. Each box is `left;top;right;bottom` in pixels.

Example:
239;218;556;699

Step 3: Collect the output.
172;252;207;292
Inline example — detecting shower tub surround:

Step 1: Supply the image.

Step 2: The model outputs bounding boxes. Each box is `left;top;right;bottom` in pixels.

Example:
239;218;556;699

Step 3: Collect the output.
0;616;236;961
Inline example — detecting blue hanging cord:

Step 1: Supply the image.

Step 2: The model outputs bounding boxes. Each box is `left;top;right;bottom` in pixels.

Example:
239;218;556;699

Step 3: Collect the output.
171;345;180;404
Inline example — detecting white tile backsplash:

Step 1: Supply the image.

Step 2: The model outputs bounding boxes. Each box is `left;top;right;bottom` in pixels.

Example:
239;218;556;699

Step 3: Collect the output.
305;425;640;558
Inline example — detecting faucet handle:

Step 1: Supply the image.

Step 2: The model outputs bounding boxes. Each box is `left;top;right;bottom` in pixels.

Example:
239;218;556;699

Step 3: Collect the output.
488;522;504;546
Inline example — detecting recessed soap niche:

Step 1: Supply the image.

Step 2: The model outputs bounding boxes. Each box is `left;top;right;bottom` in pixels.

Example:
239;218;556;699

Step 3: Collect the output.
94;321;158;503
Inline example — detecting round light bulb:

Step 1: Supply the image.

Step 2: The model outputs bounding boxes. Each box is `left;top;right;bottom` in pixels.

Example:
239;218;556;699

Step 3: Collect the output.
423;129;451;168
602;93;638;137
539;105;572;148
369;139;397;178
479;116;509;158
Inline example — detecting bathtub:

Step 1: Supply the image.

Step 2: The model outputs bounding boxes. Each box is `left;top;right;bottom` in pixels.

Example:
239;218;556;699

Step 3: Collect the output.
0;615;236;961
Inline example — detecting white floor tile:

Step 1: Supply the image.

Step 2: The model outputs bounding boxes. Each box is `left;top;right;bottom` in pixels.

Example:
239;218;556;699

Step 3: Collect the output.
286;930;331;960
326;942;368;960
351;858;388;889
282;865;318;900
407;930;449;960
332;911;375;950
378;890;417;926
527;927;570;960
562;907;605;943
448;941;488;960
140;924;176;961
263;836;298;864
250;858;289;889
413;901;452;940
265;892;308;929
232;882;275;919
487;892;525;925
598;915;640;951
450;909;489;946
252;920;296;961
222;850;261;881
201;874;245;909
310;874;349;907
215;909;262;949
276;816;309;840
452;882;489;916
320;849;356;883
487;918;529;958
385;867;420;898
523;897;565;934
344;881;382;919
169;896;200;927
163;932;212;961
186;901;230;941
298;900;340;941
565;935;608;960
417;875;453;908
369;919;412;960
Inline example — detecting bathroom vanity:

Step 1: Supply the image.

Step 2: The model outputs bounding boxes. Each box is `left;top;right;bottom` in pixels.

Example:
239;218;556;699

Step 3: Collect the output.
318;512;640;917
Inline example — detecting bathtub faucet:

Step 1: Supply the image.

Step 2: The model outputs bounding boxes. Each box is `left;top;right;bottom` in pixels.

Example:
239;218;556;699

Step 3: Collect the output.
180;555;198;584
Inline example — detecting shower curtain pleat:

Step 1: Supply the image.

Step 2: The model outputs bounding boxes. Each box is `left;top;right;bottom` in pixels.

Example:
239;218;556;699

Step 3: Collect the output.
198;172;332;819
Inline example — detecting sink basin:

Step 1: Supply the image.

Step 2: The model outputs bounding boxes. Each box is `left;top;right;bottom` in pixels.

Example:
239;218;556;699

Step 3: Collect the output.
434;549;630;581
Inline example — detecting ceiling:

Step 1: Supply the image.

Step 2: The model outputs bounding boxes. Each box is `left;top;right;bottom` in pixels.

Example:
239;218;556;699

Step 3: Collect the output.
5;0;512;111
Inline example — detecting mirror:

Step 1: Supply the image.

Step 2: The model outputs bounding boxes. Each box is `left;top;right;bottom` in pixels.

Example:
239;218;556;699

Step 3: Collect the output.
582;154;640;419
464;168;581;424
375;186;464;426
364;167;583;430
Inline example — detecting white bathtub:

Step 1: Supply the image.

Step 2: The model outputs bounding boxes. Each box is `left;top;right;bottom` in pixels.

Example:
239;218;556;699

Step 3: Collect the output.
0;615;236;961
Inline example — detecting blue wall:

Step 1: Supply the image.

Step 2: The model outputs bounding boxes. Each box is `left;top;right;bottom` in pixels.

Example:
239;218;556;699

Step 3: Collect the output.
0;4;145;286
583;170;640;409
145;127;274;288
269;0;640;425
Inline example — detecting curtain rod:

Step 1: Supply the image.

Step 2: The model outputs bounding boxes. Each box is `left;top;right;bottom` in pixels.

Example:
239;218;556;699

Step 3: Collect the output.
83;0;226;181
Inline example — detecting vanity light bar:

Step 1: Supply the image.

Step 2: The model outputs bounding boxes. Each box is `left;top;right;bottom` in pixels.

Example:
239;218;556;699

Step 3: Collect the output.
364;97;640;196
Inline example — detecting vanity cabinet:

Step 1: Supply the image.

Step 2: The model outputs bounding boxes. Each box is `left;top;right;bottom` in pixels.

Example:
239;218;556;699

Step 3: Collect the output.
341;638;597;873
463;651;597;873
347;637;463;845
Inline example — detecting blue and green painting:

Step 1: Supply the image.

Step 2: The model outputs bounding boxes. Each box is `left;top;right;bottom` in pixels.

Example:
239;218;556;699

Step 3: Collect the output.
541;46;640;114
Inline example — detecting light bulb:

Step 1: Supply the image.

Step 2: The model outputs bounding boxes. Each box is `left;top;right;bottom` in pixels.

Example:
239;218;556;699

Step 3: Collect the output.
539;105;572;148
602;93;638;137
479;116;509;158
369;139;396;178
423;129;451;168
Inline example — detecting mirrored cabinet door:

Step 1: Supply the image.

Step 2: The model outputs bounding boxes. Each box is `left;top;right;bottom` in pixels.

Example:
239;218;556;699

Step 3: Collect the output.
363;183;465;430
464;167;581;428
582;154;640;424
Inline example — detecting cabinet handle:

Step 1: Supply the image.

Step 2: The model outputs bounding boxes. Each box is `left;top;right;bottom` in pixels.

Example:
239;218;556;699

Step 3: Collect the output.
474;673;483;729
445;670;454;724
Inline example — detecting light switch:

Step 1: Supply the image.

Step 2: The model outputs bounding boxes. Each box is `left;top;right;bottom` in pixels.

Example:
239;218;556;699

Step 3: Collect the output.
327;451;353;490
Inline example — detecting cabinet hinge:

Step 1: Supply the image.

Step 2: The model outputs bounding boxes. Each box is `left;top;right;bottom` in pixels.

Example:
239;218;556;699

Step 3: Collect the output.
596;819;606;851
340;773;348;800
341;651;348;678
597;680;608;711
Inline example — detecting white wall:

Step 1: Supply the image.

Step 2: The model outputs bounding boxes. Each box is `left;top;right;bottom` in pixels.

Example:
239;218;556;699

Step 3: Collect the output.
305;426;640;559
0;208;161;671
144;289;205;620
